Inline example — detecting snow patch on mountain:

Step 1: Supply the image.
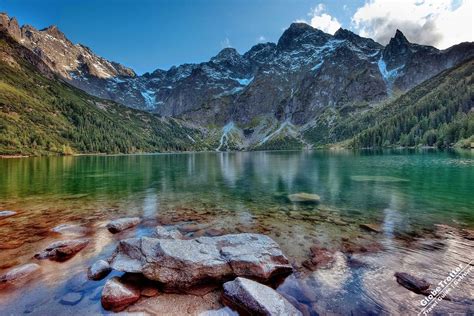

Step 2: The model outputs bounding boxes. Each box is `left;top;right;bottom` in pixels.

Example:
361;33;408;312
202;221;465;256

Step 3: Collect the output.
140;89;156;109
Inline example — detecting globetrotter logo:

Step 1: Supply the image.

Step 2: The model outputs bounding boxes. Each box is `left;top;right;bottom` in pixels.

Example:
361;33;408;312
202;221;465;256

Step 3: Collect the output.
418;259;473;315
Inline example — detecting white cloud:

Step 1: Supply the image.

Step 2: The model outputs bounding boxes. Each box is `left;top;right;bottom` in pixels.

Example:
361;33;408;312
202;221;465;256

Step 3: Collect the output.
257;35;266;42
352;0;473;48
301;3;341;34
220;37;231;48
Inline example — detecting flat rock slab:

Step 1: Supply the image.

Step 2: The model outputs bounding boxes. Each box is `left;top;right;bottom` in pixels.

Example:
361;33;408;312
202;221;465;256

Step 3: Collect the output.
109;233;292;288
0;263;41;289
223;277;302;316
106;217;141;233
287;193;320;204
101;277;140;311
34;239;89;261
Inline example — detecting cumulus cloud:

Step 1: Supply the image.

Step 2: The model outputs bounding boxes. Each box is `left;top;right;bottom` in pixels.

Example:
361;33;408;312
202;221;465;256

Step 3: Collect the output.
352;0;473;48
304;3;342;34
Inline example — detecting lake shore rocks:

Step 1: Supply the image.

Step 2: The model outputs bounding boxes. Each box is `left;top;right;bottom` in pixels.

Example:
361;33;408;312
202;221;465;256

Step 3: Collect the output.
52;224;89;236
87;259;111;280
108;233;292;289
222;277;302;315
101;277;141;311
287;193;320;204
0;263;41;289
106;217;141;233
34;239;89;261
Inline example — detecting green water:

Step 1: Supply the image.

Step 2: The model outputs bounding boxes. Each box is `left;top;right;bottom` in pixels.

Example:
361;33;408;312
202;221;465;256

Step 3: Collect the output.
1;149;473;226
0;149;473;315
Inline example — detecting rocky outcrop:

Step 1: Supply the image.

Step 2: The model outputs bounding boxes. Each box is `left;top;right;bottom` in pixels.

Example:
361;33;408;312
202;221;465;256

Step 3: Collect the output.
101;277;141;311
0;263;41;289
222;277;302;315
87;259;111;280
108;233;292;288
34;239;89;261
106;217;140;233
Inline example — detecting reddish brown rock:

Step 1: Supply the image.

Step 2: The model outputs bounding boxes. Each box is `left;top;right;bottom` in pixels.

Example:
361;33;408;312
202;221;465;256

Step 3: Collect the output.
34;239;89;261
394;272;430;294
101;277;141;311
302;246;335;271
0;263;41;289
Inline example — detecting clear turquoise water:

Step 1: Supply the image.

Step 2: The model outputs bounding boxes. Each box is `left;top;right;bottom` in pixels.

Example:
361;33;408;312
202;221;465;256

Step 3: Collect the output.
0;149;473;314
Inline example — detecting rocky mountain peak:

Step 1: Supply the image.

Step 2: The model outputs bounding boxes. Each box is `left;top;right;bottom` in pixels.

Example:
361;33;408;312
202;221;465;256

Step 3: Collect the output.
211;47;241;63
391;29;410;46
277;22;330;51
40;25;67;41
0;12;21;41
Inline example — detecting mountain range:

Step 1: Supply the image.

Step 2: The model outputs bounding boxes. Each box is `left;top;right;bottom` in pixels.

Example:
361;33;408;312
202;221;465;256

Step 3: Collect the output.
0;12;473;154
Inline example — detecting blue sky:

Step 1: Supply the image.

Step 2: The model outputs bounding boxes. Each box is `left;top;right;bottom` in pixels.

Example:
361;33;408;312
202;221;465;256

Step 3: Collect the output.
1;0;471;74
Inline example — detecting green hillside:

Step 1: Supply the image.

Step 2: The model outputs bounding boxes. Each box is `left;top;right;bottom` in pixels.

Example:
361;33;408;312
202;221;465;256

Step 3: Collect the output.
303;58;474;148
0;32;209;156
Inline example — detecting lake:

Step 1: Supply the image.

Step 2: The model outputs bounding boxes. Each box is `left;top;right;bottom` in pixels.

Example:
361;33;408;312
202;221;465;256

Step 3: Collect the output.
0;150;473;315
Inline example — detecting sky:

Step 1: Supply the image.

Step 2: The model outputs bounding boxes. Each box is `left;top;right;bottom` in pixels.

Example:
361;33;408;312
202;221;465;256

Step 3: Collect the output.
1;0;472;74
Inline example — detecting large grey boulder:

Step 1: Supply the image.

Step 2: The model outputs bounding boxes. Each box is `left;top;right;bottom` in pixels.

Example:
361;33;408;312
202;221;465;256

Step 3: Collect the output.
106;217;141;233
34;239;89;261
223;277;302;316
108;233;292;288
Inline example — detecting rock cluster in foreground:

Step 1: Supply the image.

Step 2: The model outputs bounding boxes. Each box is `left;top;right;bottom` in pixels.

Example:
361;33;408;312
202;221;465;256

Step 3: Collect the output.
108;232;292;289
98;228;300;313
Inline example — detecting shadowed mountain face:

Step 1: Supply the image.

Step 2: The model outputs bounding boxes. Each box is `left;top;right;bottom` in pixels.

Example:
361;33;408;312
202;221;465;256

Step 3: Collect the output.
1;13;473;127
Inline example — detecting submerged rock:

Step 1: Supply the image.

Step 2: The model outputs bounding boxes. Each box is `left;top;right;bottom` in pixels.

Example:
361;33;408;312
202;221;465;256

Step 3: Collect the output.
34;239;89;261
52;224;89;236
394;272;430;294
302;246;335;271
0;210;16;218
0;263;41;289
153;225;183;239
59;292;83;306
106;217;141;233
87;259;111;280
108;233;292;288
287;193;320;204
101;277;140;311
222;277;302;316
359;223;382;233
